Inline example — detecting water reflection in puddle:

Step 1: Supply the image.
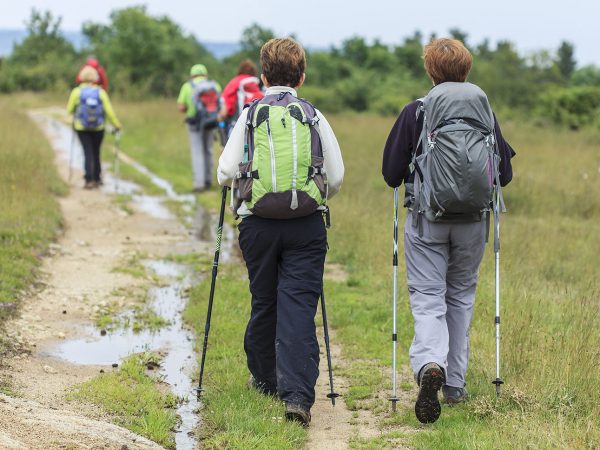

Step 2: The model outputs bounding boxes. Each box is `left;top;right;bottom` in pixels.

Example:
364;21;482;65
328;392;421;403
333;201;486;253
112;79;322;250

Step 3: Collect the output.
47;261;199;449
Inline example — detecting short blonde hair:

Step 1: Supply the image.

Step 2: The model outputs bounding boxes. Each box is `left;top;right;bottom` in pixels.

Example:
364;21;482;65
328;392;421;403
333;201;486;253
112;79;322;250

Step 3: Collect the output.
78;66;99;84
423;38;472;85
260;37;306;87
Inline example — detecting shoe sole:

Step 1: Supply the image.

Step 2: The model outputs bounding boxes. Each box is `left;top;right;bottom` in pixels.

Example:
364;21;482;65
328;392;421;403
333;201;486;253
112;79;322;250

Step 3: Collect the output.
285;411;310;427
415;366;445;424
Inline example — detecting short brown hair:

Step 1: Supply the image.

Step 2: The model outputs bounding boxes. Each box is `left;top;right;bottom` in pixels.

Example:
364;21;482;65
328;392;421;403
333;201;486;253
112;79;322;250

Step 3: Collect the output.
238;58;257;76
260;38;306;87
423;38;472;85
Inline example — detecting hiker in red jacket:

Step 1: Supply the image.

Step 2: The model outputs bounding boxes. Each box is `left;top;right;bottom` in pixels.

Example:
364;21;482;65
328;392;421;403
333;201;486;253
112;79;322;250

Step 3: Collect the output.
75;57;109;92
218;59;264;134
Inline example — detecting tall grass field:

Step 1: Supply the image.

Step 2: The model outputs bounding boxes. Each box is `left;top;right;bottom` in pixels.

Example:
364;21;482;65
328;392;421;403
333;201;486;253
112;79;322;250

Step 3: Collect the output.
3;93;599;448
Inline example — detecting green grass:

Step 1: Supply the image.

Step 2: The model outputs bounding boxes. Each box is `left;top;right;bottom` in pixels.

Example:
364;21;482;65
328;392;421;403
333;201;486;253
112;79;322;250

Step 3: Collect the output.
0;94;65;323
70;353;178;448
184;264;308;449
83;99;600;448
113;99;224;194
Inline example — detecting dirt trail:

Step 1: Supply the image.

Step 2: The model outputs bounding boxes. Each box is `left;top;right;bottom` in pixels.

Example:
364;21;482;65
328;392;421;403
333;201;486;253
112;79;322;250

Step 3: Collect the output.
0;108;383;449
0;110;201;448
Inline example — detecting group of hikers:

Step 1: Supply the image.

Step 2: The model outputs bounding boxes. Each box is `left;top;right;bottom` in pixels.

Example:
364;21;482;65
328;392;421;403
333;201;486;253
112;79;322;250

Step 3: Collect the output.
66;36;514;427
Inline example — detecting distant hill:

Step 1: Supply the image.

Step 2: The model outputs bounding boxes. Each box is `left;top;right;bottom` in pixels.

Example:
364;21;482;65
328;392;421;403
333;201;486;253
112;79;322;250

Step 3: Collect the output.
0;29;239;59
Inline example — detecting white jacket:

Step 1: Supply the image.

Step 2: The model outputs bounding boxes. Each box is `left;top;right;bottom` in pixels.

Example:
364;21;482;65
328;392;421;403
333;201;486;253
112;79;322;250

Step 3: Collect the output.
217;86;344;217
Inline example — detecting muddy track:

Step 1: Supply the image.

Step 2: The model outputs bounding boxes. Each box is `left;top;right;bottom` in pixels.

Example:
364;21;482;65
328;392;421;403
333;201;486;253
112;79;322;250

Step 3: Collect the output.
0;109;203;449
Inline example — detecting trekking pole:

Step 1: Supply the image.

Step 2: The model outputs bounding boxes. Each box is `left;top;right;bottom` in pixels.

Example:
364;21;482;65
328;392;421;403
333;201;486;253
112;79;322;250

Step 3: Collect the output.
492;187;504;396
321;287;340;406
113;129;121;193
196;185;229;399
68;123;75;183
389;187;400;412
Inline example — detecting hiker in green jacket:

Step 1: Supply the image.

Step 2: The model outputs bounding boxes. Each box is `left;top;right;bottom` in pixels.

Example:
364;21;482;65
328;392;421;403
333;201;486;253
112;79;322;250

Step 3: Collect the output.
67;66;122;189
177;64;222;193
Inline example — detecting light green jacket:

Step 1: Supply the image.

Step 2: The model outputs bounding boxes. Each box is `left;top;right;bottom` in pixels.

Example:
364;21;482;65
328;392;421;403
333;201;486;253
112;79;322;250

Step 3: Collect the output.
66;83;122;131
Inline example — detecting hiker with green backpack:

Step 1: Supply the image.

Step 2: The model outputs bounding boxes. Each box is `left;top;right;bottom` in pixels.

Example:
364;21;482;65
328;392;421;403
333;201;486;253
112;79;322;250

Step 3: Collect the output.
382;38;515;424
217;37;344;426
177;64;222;193
67;65;122;189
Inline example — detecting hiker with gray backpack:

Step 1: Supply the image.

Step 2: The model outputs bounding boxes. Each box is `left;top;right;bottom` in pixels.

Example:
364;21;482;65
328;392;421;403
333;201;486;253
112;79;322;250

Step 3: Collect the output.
217;37;344;426
177;64;222;192
67;65;122;189
382;38;515;424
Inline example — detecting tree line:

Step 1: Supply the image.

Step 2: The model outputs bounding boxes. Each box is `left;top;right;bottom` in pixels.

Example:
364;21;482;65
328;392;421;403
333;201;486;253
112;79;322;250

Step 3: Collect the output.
2;6;600;128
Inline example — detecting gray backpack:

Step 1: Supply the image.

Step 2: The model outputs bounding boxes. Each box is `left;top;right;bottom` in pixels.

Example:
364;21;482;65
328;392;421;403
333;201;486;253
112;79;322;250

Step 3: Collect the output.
412;82;505;231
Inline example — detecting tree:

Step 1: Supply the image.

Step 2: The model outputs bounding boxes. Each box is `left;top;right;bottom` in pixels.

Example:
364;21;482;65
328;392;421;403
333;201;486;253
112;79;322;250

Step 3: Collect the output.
0;8;77;91
556;41;576;82
83;6;216;96
240;24;275;56
10;9;76;65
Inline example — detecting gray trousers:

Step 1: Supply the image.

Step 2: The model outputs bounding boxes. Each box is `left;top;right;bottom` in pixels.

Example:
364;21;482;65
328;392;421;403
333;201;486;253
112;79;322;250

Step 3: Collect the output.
404;214;486;388
187;125;214;189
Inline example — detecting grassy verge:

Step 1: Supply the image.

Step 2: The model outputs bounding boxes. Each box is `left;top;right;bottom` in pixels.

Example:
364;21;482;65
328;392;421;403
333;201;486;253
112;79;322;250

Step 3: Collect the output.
70;353;178;448
0;94;64;322
184;264;308;449
89;98;600;448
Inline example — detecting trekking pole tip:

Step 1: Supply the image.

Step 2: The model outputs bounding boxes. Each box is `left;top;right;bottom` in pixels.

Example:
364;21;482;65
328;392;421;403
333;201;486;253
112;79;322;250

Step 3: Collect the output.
327;392;340;406
389;397;399;412
492;378;504;396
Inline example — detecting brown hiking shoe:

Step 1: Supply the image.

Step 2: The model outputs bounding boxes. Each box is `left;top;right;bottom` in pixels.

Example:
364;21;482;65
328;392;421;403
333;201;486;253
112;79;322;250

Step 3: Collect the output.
442;385;468;405
285;403;311;427
415;362;445;424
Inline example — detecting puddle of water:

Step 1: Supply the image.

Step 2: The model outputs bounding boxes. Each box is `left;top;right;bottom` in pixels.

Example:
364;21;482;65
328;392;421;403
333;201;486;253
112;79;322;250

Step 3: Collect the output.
47;260;199;449
32;110;242;449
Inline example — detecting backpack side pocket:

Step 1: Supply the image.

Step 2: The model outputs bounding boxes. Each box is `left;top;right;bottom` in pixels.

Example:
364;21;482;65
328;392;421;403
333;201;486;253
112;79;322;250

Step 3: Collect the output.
237;160;254;202
309;155;327;200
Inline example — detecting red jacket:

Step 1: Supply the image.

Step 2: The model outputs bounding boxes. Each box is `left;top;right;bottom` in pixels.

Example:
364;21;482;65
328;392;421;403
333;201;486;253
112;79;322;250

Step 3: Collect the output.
75;59;109;92
222;74;263;119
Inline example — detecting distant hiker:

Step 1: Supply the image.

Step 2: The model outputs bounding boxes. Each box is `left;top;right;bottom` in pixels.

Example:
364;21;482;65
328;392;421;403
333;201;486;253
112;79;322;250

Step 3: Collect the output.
67;66;122;189
75;56;109;92
218;58;265;136
217;37;344;426
382;38;515;423
177;64;222;193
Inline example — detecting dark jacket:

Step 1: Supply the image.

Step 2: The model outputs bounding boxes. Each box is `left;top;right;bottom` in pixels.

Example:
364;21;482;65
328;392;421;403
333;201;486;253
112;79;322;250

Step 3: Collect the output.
382;100;516;198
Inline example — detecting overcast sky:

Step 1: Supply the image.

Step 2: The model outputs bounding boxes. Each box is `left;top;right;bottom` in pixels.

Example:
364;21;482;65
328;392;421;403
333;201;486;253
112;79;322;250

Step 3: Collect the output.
1;0;597;65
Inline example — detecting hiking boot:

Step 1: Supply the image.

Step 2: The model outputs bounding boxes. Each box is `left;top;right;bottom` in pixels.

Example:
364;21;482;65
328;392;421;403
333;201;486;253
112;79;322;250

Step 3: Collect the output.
192;186;205;194
246;375;277;397
84;181;95;190
285;403;311;427
415;362;445;424
442;385;468;405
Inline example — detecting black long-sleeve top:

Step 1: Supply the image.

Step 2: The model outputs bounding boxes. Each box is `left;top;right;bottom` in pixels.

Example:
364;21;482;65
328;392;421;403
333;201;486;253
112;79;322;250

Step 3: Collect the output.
382;100;516;191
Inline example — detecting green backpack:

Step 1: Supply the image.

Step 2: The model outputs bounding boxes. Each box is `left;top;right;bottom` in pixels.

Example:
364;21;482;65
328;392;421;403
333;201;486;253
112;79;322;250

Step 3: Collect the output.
235;92;327;219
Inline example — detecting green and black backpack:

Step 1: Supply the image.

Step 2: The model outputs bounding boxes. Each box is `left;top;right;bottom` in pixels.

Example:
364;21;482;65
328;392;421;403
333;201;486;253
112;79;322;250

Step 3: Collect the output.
234;91;328;219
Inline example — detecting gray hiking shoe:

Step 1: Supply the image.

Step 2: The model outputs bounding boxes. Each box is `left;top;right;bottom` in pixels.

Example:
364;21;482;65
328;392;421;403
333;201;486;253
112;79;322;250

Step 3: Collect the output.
442;385;468;405
285;403;311;427
415;362;445;424
246;375;277;397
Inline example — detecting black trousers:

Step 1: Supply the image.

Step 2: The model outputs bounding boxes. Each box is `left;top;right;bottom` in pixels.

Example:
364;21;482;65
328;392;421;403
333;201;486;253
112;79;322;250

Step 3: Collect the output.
238;212;327;409
77;130;104;182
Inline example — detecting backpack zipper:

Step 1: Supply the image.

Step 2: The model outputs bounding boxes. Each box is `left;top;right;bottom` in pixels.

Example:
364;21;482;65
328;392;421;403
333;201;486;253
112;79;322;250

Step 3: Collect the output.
266;118;277;191
290;112;298;210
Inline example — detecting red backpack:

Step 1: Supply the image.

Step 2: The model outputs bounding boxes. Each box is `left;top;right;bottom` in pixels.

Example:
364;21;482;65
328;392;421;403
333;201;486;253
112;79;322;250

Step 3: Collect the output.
235;76;264;120
190;79;220;129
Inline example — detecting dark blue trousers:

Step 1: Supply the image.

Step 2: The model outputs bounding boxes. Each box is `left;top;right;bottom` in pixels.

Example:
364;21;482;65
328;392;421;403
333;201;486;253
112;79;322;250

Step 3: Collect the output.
238;212;326;409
